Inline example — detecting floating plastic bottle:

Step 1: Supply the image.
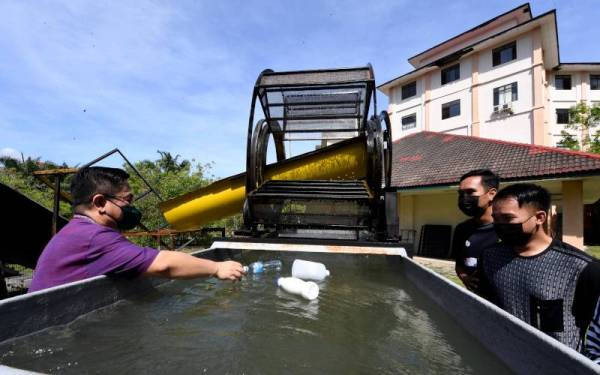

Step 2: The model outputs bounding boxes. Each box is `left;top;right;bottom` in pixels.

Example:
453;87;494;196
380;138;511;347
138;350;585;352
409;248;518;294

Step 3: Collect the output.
277;277;319;300
243;260;282;274
291;259;330;281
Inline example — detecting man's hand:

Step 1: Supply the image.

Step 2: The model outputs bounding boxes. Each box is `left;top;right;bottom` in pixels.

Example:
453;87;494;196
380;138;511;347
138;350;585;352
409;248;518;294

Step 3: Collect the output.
458;270;480;291
213;260;246;281
455;263;479;291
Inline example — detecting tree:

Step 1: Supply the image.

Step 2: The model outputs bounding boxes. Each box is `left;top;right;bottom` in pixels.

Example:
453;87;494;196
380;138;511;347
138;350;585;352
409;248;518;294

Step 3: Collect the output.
0;156;73;218
124;150;238;246
156;151;191;173
1;151;241;248
558;101;600;152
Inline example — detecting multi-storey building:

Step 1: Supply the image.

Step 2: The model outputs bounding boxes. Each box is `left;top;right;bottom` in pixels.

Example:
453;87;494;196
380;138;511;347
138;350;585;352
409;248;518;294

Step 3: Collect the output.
378;3;600;147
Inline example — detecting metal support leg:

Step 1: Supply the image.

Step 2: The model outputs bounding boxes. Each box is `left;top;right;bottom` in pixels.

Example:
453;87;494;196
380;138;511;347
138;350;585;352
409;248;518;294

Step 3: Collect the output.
52;175;61;235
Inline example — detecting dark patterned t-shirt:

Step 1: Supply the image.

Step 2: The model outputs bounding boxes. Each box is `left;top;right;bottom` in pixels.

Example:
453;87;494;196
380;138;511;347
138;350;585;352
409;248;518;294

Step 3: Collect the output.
478;239;600;350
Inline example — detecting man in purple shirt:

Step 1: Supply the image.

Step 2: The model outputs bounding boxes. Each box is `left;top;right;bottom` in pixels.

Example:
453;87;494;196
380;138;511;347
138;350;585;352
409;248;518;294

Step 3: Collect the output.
29;167;244;292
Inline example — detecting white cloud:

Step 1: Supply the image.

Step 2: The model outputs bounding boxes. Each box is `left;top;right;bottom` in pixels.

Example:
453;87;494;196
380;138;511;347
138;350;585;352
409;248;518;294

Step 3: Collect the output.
0;147;22;160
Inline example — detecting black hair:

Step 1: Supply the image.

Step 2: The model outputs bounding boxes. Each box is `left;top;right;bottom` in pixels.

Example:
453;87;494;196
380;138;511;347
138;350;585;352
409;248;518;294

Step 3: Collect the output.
493;183;551;212
71;167;130;209
459;169;500;190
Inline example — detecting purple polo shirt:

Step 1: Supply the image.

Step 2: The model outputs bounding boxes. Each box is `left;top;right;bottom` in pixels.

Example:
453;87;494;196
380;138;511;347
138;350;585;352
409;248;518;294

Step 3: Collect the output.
28;215;159;292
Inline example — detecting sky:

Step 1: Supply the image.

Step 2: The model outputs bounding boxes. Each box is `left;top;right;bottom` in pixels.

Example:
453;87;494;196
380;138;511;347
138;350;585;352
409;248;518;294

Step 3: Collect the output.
1;0;599;179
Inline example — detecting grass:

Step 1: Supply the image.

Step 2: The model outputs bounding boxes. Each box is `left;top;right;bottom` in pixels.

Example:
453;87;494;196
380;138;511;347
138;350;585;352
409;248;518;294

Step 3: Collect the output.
587;246;600;259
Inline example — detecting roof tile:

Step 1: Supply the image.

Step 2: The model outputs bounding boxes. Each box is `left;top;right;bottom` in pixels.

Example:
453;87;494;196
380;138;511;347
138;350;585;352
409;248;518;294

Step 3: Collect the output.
392;131;600;188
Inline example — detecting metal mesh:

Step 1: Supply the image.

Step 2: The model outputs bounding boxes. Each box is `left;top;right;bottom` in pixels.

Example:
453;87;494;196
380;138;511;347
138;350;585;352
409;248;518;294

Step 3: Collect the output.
251;200;371;227
248;180;373;228
284;92;361;118
265;88;365;120
260;68;371;86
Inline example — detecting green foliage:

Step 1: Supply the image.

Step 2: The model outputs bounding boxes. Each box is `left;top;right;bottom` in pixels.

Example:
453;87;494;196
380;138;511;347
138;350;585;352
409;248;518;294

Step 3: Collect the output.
125;151;242;246
558;101;600;153
590;130;600;155
1;150;243;248
557;130;580;150
124;150;215;232
0;156;73;218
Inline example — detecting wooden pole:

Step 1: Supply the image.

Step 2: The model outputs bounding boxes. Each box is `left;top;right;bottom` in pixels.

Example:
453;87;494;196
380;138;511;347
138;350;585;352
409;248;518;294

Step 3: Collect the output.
52;175;61;235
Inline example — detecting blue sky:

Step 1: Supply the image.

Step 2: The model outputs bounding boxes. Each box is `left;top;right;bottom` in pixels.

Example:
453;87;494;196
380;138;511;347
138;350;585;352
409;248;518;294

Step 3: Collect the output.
1;0;599;178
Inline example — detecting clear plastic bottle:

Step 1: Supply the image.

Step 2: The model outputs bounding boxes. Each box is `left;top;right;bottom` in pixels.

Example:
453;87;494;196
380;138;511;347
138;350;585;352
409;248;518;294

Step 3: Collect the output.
243;260;282;274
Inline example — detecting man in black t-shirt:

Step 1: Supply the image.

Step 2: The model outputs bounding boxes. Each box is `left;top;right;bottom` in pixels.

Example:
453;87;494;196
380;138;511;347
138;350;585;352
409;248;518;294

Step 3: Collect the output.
452;169;499;290
477;183;600;351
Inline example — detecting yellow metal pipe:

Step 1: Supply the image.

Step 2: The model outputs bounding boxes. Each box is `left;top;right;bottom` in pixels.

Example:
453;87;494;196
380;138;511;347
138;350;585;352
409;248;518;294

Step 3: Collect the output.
159;137;367;230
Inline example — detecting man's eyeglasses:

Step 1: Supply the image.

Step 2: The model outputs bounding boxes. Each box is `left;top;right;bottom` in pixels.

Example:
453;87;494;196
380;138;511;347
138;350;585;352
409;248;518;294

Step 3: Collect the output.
104;194;134;205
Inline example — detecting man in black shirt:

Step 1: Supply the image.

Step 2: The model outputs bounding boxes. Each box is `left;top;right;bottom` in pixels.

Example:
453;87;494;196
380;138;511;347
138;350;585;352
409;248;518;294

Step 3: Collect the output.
477;183;600;351
452;169;499;290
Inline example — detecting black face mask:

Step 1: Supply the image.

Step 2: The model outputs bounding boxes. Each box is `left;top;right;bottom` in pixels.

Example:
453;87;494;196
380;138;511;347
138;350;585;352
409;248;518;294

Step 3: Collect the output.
458;194;486;217
494;215;536;247
106;196;142;231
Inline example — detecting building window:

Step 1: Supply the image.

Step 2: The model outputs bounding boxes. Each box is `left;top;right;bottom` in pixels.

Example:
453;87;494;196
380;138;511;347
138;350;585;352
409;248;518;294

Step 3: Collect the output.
441;64;460;85
442;100;460;119
555;75;572;90
493;82;518;106
401;81;417;100
492;41;517;66
401;113;417;130
556;108;570;124
591;75;600;90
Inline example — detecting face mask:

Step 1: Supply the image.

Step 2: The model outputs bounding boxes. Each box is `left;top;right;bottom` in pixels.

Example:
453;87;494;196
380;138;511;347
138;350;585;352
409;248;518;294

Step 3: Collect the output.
116;204;143;231
458;194;485;217
494;215;536;247
106;196;142;231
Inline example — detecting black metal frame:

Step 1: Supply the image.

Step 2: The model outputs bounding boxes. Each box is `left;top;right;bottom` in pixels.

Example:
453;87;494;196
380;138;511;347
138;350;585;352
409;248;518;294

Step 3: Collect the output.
242;65;396;241
81;148;163;202
80;148;166;237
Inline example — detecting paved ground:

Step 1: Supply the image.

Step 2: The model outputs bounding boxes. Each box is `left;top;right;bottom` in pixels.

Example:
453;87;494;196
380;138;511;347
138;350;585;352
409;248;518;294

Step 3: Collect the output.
413;256;463;286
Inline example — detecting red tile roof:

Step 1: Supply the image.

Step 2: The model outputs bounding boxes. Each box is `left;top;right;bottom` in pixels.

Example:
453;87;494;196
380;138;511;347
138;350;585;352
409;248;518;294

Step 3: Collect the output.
392;131;600;189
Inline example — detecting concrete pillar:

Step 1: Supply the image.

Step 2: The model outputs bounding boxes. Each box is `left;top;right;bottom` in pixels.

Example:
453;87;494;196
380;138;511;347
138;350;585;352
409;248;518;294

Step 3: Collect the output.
562;180;584;248
581;72;588;102
471;53;480;137
424;74;431;131
532;28;547;146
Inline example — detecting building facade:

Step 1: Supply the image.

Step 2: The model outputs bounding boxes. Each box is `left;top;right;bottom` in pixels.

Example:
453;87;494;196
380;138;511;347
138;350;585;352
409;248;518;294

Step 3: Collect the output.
391;132;600;253
378;4;600;147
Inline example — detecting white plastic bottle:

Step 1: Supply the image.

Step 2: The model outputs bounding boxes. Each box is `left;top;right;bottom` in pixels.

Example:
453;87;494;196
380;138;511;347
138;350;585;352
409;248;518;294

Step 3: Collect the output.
291;259;330;281
277;277;319;300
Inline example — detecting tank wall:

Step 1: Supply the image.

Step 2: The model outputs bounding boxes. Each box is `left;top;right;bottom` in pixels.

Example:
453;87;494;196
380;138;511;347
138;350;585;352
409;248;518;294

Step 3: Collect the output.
403;258;599;374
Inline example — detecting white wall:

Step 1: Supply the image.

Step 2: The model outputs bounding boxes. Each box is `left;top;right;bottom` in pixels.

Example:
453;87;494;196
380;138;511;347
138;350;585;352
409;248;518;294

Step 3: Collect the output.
429;58;473;133
547;70;600;147
385;30;600;147
416;19;519;68
478;34;533;82
391;105;422;139
399;191;467;253
481;111;534;144
550;71;578;102
589;72;600;102
389;78;424;140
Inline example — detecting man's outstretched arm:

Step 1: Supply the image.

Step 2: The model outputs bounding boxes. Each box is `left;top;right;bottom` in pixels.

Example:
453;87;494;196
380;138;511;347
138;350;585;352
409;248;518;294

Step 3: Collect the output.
144;251;245;281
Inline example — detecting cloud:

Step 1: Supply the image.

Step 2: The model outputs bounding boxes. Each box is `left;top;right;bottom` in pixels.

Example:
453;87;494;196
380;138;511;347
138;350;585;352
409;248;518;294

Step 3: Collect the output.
0;0;598;179
0;147;22;160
